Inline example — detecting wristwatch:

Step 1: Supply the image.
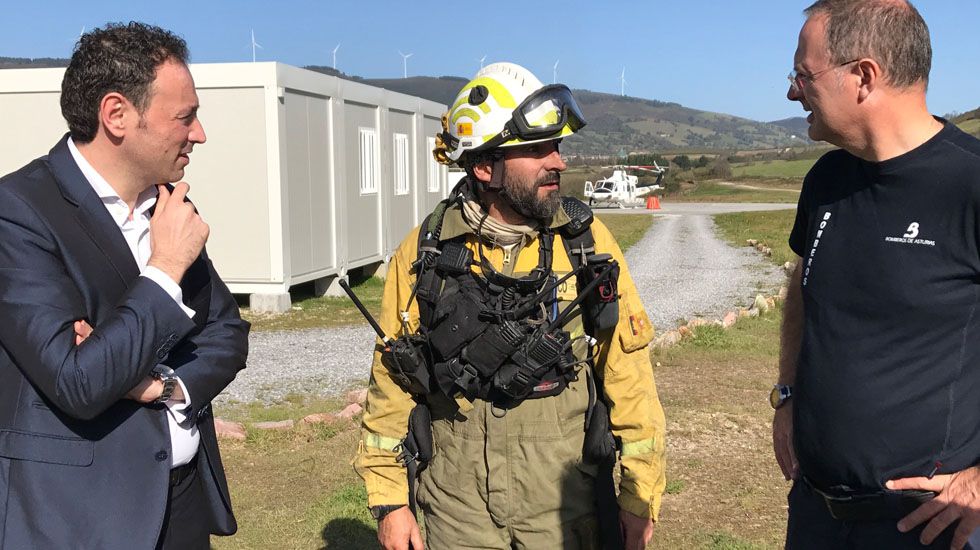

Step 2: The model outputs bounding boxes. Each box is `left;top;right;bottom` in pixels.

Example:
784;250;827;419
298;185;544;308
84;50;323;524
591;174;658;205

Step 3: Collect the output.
769;384;793;409
370;504;405;521
151;365;179;404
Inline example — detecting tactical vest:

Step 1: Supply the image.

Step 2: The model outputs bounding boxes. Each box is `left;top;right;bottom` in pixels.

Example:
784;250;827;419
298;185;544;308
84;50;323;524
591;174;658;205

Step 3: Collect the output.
406;196;620;409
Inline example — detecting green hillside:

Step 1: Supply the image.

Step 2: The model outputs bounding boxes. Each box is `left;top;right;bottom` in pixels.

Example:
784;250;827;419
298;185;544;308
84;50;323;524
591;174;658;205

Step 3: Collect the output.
732;158;817;179
563;90;807;153
953;108;980;138
337;74;810;153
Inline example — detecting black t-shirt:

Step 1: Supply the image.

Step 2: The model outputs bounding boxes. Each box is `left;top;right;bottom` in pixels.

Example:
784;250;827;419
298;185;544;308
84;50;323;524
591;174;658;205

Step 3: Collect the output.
789;121;980;491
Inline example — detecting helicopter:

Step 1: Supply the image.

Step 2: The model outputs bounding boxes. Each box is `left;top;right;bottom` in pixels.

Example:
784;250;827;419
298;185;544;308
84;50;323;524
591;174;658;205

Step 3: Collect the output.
583;162;667;208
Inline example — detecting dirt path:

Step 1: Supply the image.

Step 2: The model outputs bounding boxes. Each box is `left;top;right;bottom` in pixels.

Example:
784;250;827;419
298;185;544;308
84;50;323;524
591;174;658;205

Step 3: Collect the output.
625;206;787;330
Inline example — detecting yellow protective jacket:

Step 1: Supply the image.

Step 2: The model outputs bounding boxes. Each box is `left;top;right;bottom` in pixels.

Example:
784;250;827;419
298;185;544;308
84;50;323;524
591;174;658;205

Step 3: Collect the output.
354;202;667;520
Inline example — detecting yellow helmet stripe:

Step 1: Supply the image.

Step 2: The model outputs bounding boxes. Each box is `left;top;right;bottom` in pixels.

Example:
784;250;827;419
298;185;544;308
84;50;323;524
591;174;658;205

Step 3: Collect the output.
450;94;492;115
454;76;518;110
450;107;484;126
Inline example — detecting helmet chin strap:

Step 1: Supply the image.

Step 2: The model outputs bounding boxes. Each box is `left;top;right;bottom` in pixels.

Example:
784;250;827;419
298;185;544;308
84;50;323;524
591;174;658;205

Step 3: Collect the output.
477;155;532;221
487;156;507;191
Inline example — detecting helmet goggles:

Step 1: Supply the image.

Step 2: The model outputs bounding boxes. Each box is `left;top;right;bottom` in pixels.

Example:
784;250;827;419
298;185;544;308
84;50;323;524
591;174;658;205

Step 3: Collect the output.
477;84;587;153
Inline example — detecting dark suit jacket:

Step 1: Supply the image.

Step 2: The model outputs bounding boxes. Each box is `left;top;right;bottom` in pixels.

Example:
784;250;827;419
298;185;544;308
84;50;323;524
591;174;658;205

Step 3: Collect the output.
0;137;249;549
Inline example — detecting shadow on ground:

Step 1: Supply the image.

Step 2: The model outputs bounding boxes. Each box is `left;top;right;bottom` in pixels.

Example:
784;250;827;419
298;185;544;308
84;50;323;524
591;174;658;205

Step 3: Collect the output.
321;518;377;550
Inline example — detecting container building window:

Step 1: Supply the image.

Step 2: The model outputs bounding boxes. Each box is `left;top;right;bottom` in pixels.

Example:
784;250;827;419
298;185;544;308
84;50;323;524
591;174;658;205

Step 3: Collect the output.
393;133;410;196
359;127;378;195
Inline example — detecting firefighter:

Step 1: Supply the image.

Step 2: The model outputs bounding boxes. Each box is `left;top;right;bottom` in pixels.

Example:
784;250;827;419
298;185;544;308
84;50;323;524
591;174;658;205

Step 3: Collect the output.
354;62;666;550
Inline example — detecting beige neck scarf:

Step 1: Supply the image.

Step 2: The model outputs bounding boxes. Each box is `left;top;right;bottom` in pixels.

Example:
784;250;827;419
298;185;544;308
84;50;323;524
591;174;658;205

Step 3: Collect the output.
459;197;539;248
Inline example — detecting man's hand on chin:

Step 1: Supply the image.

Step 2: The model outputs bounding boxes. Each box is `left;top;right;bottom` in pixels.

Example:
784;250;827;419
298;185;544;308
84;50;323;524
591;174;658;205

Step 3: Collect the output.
888;465;980;550
620;509;655;549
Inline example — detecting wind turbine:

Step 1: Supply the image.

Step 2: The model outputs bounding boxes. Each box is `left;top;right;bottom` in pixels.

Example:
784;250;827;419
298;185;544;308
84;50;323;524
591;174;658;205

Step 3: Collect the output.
398;50;413;79
553;59;559;84
478;54;487;70
620;66;626;97
70;26;85;53
250;29;263;63
332;43;340;70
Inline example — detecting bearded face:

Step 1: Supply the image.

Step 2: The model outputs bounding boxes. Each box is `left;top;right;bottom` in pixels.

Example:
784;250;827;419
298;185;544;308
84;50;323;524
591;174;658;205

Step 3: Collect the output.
498;148;564;223
500;171;561;221
473;139;566;223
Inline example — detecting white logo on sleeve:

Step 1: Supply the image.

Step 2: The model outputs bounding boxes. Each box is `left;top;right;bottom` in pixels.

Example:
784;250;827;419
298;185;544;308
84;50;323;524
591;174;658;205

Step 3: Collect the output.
886;221;935;247
903;222;919;239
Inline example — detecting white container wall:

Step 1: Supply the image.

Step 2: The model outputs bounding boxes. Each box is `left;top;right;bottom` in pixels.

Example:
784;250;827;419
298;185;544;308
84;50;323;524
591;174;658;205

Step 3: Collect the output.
0;63;450;311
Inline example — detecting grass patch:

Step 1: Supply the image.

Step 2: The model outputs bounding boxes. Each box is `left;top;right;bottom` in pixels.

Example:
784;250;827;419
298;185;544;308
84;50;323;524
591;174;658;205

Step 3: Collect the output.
725;179;801;191
596;213;654;251
241;272;384;332
689;324;733;349
713;210;797;267
697;531;770;550
216;394;349;424
308;484;378;549
732;158;816;179
210;396;377;550
665;478;687;495
677;181;798;204
653;309;787;549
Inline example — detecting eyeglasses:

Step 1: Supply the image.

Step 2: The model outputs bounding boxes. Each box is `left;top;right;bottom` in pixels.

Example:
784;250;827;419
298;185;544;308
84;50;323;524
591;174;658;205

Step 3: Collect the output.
787;59;861;94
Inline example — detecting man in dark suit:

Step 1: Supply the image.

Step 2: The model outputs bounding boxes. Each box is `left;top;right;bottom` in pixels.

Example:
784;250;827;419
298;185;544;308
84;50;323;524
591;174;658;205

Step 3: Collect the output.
0;22;249;549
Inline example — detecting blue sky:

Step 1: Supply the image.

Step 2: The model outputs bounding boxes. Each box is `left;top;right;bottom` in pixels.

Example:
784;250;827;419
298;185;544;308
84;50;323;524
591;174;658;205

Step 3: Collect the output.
1;1;976;122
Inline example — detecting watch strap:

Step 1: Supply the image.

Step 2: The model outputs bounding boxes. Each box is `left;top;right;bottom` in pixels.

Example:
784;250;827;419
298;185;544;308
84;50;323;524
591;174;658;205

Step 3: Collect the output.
151;365;178;404
370;504;405;521
770;383;793;409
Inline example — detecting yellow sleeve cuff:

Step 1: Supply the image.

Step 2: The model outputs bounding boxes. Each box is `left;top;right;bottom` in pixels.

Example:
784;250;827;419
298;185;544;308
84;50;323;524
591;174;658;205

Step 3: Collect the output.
617;488;661;520
353;439;410;508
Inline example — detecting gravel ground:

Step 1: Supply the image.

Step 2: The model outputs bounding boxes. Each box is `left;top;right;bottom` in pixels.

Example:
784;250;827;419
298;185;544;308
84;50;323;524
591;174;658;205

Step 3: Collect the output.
220;324;377;403
624;213;786;330
220;206;788;403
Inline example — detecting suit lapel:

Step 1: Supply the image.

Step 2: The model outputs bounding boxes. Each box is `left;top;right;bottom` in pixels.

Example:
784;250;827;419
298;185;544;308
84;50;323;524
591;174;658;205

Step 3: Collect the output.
46;137;141;285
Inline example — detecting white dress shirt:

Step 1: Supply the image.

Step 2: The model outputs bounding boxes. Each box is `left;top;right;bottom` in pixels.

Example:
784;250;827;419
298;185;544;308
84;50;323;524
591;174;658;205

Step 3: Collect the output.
68;138;200;468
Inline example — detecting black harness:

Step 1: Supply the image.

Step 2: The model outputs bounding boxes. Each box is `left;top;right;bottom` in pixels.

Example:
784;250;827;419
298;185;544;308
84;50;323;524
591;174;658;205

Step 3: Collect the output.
373;195;624;535
387;195;619;409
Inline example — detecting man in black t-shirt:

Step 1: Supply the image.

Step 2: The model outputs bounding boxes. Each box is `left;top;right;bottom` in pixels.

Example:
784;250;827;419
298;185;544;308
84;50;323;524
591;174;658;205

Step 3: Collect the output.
774;2;980;549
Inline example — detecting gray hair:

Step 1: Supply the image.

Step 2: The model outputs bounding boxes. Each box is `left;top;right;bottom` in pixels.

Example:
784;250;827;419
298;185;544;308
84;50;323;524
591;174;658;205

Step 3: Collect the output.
804;0;931;88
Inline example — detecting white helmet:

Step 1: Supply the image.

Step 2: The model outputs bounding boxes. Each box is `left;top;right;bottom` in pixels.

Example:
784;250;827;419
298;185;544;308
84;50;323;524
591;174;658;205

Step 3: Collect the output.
434;62;586;165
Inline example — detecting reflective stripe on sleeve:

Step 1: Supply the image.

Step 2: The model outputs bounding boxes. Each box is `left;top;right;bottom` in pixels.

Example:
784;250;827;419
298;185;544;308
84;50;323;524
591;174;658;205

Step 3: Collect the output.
363;432;403;452
621;437;656;457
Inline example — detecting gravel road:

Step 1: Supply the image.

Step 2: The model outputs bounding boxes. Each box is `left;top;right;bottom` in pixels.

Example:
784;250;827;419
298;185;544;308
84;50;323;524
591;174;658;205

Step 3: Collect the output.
220;204;790;403
623;211;787;330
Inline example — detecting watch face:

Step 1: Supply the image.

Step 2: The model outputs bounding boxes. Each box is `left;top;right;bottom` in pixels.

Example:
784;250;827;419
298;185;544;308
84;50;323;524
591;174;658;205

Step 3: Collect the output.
770;385;791;409
769;386;781;409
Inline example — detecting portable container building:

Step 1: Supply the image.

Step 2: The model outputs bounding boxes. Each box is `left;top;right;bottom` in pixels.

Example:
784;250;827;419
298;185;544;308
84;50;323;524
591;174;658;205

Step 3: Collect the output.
0;62;450;312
